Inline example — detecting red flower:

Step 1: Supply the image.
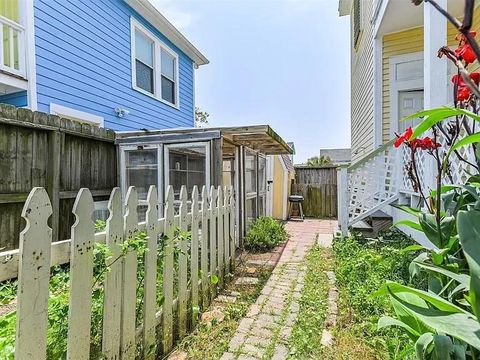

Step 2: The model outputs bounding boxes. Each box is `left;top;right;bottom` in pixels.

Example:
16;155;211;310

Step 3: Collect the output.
455;31;477;65
394;127;413;148
470;72;480;85
451;74;479;101
418;136;441;150
394;128;441;151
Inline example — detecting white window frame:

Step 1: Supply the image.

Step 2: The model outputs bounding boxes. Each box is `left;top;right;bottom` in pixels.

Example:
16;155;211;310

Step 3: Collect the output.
164;141;211;197
50;103;104;127
130;17;180;109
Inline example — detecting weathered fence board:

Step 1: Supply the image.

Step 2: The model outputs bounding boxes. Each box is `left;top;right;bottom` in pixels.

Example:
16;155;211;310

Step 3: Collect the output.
121;187;139;359
143;186;158;359
178;187;188;339
0;105;116;250
190;186;200;327
292;167;338;218
102;189;123;359
67;188;94;360
15;188;52;360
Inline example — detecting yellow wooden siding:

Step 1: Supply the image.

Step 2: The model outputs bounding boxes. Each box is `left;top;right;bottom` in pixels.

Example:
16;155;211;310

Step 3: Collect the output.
381;27;424;143
381;7;480;144
350;0;375;162
272;156;284;219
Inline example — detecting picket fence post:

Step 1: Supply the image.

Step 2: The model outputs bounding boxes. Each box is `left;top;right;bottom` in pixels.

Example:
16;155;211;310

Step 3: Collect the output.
15;188;52;360
229;186;236;272
223;186;230;276
191;186;200;327
102;188;123;359
217;187;225;288
162;186;175;353
143;186;158;359
209;186;217;301
200;186;209;309
178;186;188;338
67;188;94;360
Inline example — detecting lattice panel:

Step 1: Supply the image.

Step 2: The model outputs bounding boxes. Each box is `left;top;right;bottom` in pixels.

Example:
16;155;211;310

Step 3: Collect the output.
347;143;400;225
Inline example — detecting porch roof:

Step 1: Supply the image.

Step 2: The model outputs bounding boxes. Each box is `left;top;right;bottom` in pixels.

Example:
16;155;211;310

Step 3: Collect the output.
115;125;293;155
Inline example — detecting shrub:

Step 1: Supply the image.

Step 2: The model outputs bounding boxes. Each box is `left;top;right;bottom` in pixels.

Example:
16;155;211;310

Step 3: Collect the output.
244;217;287;252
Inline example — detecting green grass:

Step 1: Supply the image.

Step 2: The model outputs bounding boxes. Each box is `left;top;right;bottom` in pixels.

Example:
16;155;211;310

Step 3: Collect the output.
286;243;330;359
325;229;425;360
173;266;273;360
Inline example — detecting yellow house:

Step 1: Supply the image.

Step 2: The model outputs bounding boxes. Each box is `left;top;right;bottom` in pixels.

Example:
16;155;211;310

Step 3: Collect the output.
266;147;295;220
337;0;480;240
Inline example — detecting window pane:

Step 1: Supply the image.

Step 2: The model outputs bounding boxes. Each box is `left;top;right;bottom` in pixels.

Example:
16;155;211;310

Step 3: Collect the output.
168;144;207;199
136;60;154;94
161;49;175;79
245;151;257;194
161;76;175;104
0;0;19;22
125;149;158;200
246;197;257;230
258;156;266;193
135;30;153;67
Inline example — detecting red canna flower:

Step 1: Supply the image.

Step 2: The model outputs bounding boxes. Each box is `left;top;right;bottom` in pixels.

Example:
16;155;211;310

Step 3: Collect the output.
394;128;441;151
455;31;478;65
394;127;413;148
470;72;480;85
418;136;441;150
451;74;479;101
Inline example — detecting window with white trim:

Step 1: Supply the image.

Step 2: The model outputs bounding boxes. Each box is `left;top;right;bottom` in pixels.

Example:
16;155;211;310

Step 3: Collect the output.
131;19;179;107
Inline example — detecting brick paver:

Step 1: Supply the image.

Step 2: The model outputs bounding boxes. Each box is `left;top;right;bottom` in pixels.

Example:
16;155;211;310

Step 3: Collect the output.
221;220;336;360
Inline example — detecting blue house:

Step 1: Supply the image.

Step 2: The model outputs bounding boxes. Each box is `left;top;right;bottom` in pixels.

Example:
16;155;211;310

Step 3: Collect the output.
0;0;208;130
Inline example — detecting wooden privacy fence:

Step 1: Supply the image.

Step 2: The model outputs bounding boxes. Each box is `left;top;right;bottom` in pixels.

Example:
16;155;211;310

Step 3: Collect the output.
0;104;117;250
1;183;235;359
292;166;338;218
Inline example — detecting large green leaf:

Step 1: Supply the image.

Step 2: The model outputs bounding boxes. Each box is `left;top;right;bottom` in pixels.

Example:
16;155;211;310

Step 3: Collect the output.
401;107;458;122
446;132;480;161
410;109;465;140
378;315;420;340
390;292;480;350
415;332;434;359
432;334;454;360
413;261;470;290
374;281;472;315
395;219;423;232
457;210;480;319
392;203;422;217
419;214;455;249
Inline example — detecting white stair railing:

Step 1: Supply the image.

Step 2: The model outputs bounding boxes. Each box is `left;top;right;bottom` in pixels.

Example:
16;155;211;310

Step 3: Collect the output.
337;140;400;235
337;121;478;236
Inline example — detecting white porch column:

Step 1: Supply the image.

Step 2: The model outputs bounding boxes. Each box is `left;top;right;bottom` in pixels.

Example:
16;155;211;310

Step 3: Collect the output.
424;0;448;190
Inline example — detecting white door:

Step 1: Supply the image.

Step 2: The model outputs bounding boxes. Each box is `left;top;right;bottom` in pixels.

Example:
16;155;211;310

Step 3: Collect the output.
398;90;424;132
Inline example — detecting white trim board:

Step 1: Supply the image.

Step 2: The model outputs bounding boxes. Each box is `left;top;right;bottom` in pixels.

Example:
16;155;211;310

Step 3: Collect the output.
125;0;208;66
50;103;104;126
23;0;37;110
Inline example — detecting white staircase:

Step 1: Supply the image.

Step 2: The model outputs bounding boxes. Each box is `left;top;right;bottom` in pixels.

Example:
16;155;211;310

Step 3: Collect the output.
337;124;477;235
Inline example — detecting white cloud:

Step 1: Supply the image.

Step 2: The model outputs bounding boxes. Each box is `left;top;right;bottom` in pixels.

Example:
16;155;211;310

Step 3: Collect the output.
148;0;194;30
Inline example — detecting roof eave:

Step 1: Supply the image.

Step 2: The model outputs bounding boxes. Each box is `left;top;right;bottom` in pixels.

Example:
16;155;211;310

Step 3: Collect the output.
125;0;209;66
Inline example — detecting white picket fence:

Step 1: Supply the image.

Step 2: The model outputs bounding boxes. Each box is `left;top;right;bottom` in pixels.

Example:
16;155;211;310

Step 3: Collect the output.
1;184;236;359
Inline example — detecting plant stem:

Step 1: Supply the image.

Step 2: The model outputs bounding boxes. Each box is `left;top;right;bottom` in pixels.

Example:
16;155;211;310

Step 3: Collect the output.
411;149;433;213
433;127;444;247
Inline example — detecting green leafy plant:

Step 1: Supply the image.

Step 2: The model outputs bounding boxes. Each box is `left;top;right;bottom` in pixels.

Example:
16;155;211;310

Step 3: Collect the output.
371;2;480;358
244;216;288;252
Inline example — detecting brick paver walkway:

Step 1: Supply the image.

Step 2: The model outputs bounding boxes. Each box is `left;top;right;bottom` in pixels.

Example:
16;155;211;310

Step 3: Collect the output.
221;220;336;360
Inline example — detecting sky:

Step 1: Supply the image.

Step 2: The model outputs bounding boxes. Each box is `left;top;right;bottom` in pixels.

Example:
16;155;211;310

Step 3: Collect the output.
152;0;351;164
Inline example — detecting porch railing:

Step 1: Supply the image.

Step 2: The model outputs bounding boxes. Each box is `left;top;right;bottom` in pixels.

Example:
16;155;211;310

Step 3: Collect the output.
0;15;25;78
337;121;478;235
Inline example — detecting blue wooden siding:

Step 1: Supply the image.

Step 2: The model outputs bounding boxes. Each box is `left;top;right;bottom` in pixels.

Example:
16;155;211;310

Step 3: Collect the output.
33;0;195;131
0;91;28;107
